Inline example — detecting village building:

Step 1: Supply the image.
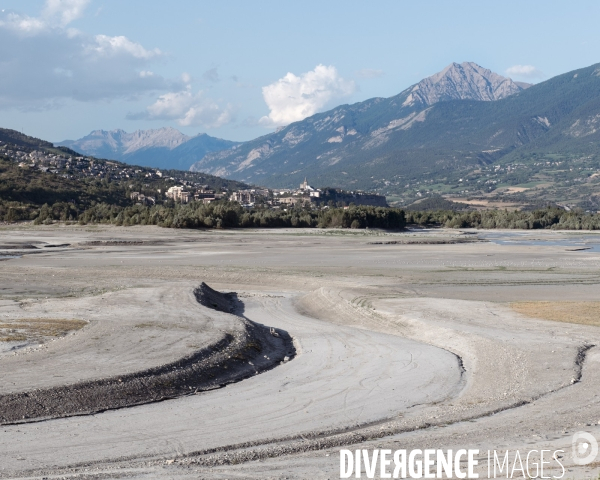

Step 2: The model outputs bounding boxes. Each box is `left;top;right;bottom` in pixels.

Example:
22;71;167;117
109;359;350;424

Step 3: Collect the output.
299;177;315;192
230;191;256;204
166;186;191;203
277;196;311;207
130;192;156;205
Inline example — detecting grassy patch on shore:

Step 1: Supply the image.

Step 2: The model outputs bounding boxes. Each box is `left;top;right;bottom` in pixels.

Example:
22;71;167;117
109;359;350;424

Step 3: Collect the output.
511;301;600;326
0;317;87;341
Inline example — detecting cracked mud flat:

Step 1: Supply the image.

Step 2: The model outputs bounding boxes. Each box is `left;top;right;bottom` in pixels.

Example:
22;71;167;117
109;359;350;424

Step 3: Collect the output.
0;225;600;478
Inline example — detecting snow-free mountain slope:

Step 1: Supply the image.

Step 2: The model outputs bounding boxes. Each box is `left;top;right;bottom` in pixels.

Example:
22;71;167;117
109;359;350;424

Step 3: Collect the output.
190;62;600;195
58;128;238;171
59;128;189;159
402;62;529;107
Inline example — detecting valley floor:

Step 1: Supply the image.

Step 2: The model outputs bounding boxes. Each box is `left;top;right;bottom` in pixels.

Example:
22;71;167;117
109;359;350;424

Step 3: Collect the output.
0;225;600;479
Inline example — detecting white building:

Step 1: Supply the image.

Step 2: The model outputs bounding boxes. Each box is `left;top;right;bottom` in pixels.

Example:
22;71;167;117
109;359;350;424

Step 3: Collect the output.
166;186;191;203
299;177;315;191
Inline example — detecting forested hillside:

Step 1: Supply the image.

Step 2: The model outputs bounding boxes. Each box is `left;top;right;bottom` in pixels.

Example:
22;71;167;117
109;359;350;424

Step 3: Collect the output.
0;130;247;222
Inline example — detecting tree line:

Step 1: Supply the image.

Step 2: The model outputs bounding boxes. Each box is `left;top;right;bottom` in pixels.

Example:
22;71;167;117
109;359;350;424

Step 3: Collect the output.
20;201;407;230
4;199;600;231
405;207;600;230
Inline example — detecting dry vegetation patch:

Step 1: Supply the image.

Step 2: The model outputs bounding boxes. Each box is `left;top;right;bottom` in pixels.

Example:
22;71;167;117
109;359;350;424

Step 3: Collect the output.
0;318;87;342
511;302;600;327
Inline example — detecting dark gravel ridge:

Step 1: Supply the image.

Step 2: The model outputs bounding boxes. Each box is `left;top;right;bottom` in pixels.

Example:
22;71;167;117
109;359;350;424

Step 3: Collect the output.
0;282;295;425
368;238;483;245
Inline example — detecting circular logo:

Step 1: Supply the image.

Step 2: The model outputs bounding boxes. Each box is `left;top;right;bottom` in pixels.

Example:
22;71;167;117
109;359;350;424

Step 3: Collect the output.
572;432;599;465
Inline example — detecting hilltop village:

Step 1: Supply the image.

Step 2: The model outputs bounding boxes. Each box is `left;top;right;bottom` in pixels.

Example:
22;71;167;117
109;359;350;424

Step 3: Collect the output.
1;140;387;209
0;140;236;205
164;177;387;209
228;178;387;209
1;141;149;181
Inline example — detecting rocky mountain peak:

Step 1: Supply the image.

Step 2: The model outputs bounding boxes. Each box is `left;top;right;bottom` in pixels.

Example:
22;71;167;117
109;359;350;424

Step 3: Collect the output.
122;127;190;154
403;61;530;107
57;128;239;170
60;128;191;157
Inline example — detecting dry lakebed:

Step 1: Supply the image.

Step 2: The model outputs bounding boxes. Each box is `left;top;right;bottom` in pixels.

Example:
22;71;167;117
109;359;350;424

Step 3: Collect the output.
0;224;599;479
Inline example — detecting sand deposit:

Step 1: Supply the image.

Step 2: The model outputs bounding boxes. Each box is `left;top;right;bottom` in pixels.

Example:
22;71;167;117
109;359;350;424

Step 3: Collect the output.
0;225;599;479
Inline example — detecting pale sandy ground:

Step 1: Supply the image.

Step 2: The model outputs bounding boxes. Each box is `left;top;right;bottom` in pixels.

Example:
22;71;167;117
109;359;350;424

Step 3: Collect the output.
0;284;241;393
1;225;600;479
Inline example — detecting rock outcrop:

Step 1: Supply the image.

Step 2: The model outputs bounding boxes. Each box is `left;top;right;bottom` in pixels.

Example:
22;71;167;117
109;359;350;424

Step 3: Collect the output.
403;61;530;107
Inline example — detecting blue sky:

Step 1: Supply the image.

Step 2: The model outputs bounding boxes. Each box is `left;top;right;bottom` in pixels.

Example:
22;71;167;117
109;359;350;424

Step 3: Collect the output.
1;0;599;143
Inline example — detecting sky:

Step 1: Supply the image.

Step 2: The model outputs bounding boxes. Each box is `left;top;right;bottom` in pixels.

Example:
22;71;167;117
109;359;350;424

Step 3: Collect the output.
1;0;599;143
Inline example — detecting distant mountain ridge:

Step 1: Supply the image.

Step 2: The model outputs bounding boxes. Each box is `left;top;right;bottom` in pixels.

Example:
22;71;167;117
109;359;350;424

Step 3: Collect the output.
188;61;600;200
189;61;533;186
58;127;239;171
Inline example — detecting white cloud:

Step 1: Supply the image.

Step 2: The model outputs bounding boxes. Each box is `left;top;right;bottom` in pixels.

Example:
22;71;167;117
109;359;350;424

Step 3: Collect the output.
0;0;88;35
0;11;47;35
356;68;385;79
130;87;235;128
506;65;544;79
0;1;172;109
91;34;161;59
43;0;90;26
259;64;356;127
0;0;233;126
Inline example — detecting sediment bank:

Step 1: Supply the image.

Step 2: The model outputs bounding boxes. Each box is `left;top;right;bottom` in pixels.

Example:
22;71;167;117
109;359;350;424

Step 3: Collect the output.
0;283;295;425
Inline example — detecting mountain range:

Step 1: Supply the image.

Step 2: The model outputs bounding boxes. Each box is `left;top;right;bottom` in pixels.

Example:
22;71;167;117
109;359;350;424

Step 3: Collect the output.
190;62;538;186
57;61;600;209
58;128;239;171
